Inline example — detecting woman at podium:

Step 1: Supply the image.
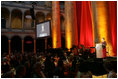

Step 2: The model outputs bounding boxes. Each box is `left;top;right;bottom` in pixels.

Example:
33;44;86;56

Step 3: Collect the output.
102;38;107;58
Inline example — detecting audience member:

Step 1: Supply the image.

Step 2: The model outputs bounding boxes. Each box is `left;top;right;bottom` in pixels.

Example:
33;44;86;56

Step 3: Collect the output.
104;62;117;78
15;65;26;78
32;62;45;78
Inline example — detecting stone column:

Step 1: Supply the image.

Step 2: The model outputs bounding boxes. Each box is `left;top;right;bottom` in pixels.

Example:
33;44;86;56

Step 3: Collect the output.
8;40;11;54
22;40;24;54
52;1;61;48
45;38;47;51
65;1;78;50
9;10;12;29
95;1;113;56
34;39;36;54
72;1;78;46
22;12;24;29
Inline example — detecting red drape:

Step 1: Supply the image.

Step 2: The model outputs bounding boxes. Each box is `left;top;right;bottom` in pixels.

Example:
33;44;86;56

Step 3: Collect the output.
76;1;93;48
108;1;117;56
76;1;81;47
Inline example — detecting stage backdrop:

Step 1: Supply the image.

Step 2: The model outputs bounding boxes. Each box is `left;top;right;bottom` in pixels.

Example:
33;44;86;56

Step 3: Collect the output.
76;1;117;56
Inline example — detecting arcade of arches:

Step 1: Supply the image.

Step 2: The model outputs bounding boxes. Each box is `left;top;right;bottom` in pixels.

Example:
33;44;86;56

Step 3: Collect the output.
1;35;65;54
1;7;60;30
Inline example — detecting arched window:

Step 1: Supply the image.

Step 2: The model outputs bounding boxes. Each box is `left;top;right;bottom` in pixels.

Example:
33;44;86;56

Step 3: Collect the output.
1;7;9;29
24;10;33;29
1;35;8;53
36;12;45;24
24;36;34;52
46;13;52;21
11;9;22;29
46;13;52;30
11;36;22;52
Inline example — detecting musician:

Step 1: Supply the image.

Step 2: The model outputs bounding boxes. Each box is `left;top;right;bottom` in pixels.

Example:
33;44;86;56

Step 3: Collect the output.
102;38;107;58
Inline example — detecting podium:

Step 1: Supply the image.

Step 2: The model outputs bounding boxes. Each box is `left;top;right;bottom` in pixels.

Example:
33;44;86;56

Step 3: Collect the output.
96;43;103;58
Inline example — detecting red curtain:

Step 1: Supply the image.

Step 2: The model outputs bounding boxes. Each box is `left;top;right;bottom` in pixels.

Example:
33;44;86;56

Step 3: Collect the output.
108;1;117;56
76;1;93;48
76;1;117;55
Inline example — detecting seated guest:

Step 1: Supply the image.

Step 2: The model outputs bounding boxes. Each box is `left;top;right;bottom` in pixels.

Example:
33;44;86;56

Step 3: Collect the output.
15;65;26;78
54;58;64;78
24;61;31;77
44;56;55;77
2;58;10;73
70;57;77;71
69;57;77;78
76;62;92;78
32;62;46;78
103;62;117;78
2;71;14;78
44;56;51;76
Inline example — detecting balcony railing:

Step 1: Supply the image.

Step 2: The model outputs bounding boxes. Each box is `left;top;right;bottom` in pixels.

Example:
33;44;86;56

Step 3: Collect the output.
1;28;35;33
